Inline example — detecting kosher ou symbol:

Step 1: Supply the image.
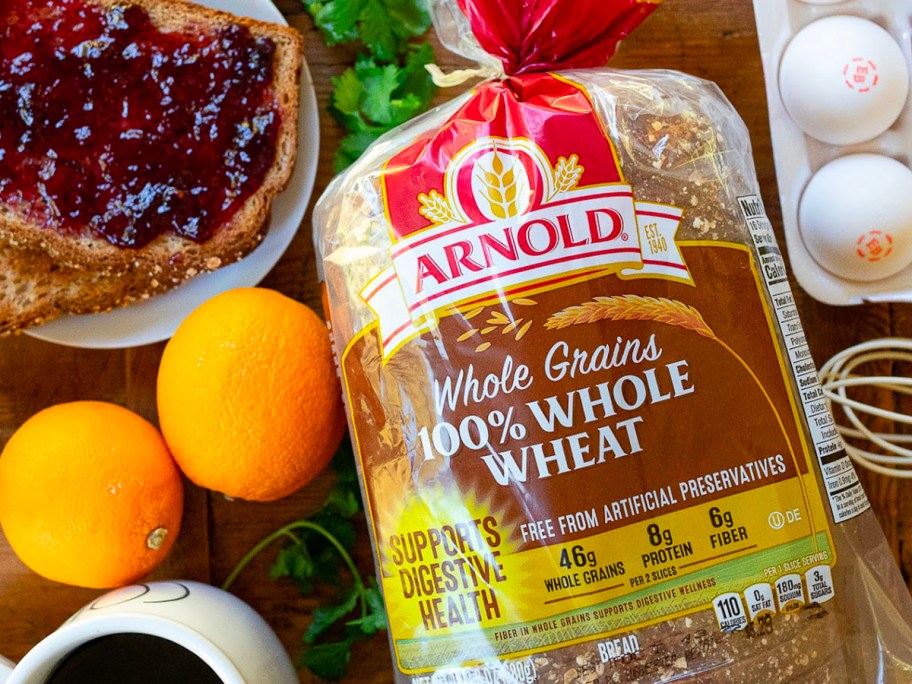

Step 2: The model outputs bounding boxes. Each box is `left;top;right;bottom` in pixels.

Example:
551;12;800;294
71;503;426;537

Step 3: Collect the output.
856;230;893;262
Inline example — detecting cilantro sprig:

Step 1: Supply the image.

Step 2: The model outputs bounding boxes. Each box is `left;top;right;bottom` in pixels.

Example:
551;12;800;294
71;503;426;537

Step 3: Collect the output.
302;0;437;171
223;443;386;681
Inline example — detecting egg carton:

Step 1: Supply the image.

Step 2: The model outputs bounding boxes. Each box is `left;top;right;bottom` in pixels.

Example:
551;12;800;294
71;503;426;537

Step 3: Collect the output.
753;0;912;304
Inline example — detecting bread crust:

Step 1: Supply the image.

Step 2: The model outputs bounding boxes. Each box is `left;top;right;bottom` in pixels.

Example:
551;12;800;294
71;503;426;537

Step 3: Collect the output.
0;0;303;332
0;240;173;334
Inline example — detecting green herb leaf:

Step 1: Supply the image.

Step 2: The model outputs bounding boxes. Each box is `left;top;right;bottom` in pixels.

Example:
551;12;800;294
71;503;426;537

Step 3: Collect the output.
400;42;437;108
358;1;399;62
330;439;358;483
303;0;437;170
324;485;361;520
360;63;403;125
323;447;363;522
347;580;387;636
305;586;361;643
386;0;432;40
300;639;354;681
328;49;436;171
388;92;426;127
269;542;315;593
331;68;363;117
305;0;429;53
310;509;357;551
303;0;365;45
305;514;356;585
335;130;384;172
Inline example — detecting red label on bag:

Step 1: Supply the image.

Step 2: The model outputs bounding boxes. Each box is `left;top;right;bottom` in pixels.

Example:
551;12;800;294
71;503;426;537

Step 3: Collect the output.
367;76;692;355
383;75;623;239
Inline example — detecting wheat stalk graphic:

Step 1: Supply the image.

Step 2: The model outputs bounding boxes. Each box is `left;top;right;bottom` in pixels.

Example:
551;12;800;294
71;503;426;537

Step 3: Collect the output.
418;189;457;225
548;154;584;200
545;294;820;552
477;149;519;219
545;295;714;338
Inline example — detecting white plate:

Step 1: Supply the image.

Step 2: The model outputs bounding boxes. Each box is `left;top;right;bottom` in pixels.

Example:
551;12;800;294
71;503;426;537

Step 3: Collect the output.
25;0;319;348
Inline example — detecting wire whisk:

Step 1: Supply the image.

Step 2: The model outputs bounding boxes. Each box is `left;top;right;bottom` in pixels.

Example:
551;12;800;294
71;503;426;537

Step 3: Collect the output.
819;338;912;478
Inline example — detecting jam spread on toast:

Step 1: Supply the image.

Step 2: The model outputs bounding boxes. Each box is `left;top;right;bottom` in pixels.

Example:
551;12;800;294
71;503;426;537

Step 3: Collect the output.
0;0;282;248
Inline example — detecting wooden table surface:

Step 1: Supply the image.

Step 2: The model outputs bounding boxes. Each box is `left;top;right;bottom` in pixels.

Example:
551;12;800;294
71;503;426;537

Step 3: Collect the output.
1;1;910;682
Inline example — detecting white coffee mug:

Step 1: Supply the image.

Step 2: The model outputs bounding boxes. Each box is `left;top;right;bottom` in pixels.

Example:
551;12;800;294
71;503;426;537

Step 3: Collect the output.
0;581;298;683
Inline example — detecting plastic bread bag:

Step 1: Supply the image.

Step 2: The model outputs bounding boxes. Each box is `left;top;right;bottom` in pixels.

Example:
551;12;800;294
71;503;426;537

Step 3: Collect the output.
313;1;912;681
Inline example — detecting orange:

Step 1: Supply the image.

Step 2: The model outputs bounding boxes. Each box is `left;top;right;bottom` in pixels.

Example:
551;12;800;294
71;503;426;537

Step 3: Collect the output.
0;401;183;589
156;288;346;502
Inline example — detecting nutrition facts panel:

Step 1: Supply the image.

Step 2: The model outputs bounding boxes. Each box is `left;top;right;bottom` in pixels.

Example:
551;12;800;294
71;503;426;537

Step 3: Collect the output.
740;195;870;523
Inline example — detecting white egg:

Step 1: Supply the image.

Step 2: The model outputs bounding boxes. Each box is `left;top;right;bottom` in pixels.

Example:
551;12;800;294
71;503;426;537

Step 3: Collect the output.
779;16;909;145
799;154;912;281
797;0;847;4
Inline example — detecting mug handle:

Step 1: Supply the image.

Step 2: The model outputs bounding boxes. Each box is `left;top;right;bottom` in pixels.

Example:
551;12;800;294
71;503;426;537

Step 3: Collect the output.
0;655;13;682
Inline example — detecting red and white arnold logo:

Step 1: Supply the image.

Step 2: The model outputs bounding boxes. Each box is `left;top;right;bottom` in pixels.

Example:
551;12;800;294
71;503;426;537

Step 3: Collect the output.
363;137;691;357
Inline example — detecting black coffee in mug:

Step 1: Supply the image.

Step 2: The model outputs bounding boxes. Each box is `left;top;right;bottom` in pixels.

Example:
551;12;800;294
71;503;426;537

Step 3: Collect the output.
45;632;223;684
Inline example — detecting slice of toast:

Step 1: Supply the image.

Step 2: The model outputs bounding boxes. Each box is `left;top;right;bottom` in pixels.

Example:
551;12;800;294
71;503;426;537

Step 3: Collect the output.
0;0;302;333
0;239;172;334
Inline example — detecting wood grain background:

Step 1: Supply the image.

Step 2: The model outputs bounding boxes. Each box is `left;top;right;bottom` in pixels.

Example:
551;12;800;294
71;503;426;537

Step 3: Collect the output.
1;2;910;682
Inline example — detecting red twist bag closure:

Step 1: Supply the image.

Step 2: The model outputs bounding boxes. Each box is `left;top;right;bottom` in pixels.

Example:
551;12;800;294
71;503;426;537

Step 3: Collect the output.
456;0;661;75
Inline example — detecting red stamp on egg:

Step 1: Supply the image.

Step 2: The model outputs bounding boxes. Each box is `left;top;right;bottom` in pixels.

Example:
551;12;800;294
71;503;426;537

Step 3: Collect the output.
857;230;893;262
844;57;879;92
